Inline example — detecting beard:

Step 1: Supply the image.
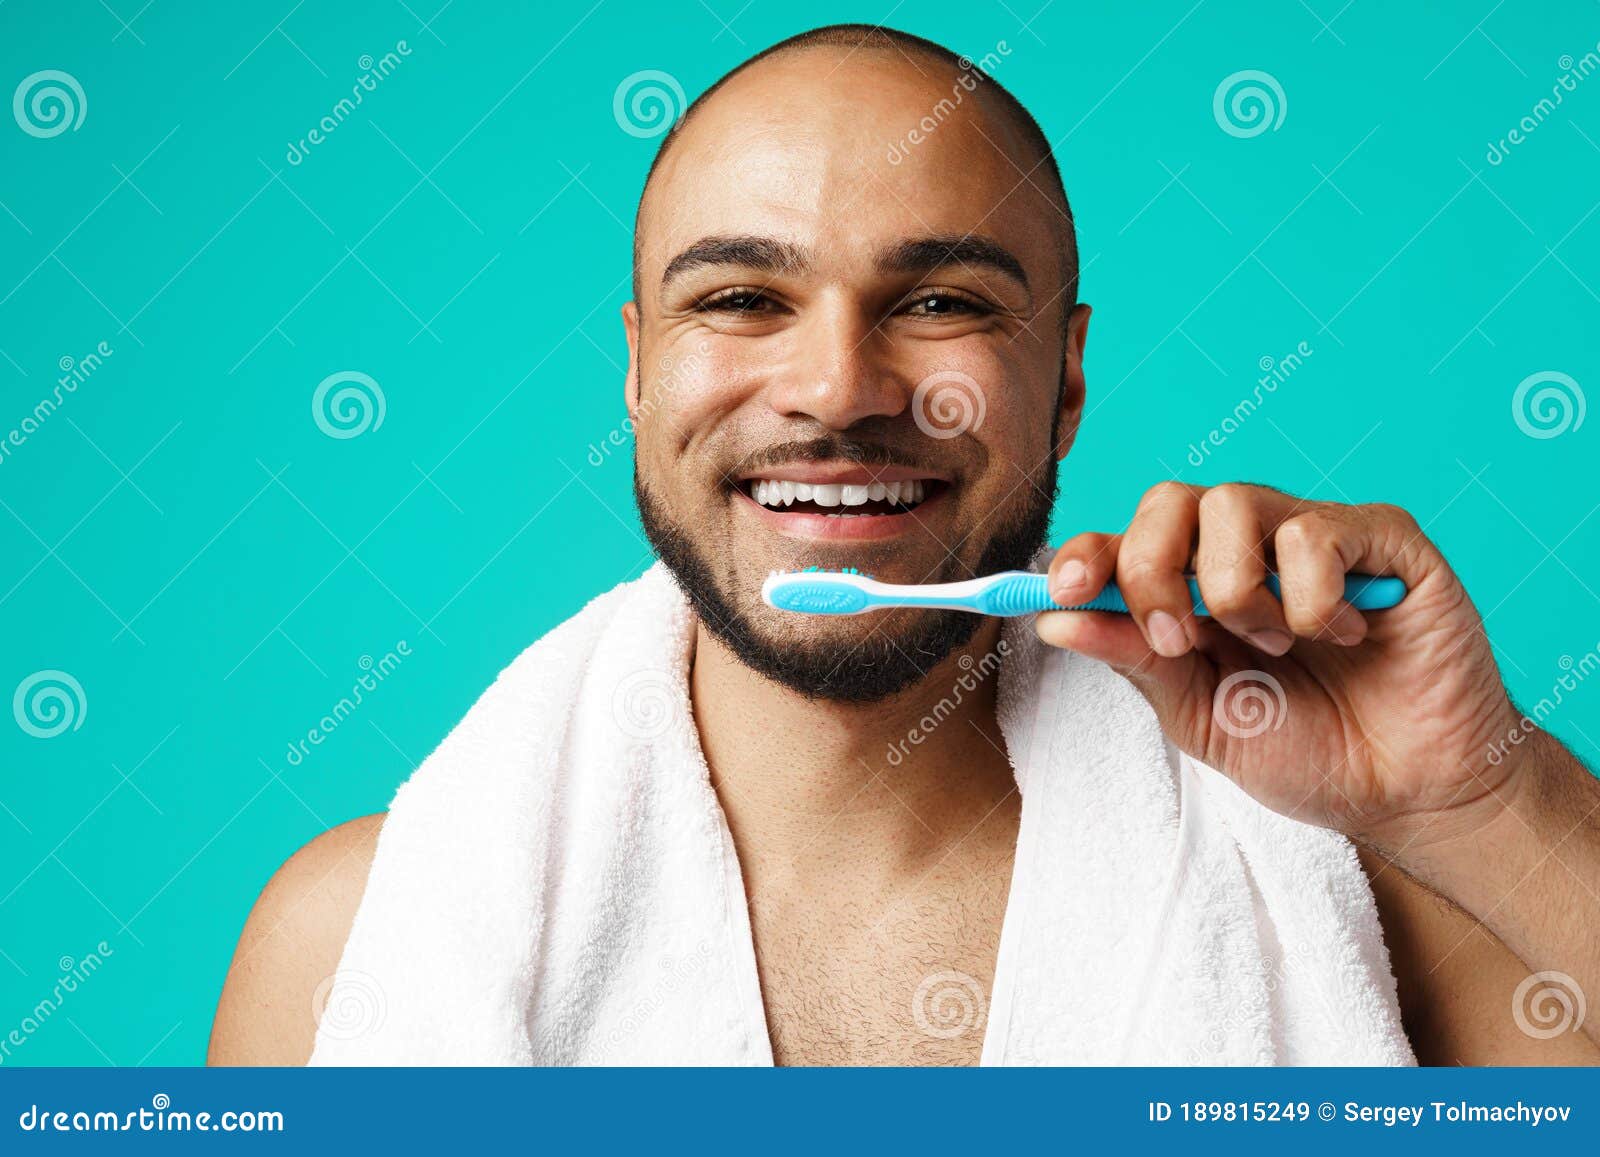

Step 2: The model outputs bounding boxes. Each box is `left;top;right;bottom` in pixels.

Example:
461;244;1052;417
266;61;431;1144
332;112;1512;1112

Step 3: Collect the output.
635;457;1057;704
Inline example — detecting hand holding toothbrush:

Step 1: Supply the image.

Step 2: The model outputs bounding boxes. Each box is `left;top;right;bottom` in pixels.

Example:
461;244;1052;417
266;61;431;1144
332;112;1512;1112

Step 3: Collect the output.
1033;482;1537;855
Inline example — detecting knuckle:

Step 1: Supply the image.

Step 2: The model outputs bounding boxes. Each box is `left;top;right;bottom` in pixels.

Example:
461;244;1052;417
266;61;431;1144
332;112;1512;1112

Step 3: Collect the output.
1282;605;1326;636
1365;501;1420;533
1282;590;1338;635
1202;572;1257;618
1118;555;1173;590
1276;512;1331;554
1199;482;1252;516
1139;479;1192;511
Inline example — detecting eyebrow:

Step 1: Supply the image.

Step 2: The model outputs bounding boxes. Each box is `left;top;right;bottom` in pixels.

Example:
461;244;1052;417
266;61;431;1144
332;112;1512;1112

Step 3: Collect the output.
875;235;1030;292
660;235;811;289
658;232;1031;295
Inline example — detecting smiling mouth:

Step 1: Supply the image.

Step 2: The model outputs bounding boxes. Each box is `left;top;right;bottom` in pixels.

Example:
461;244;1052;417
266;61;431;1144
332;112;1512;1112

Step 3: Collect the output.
739;477;947;518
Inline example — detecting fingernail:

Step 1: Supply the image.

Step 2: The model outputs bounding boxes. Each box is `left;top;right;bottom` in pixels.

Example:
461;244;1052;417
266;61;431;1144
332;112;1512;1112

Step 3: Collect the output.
1054;560;1087;601
1146;610;1188;657
1246;629;1294;656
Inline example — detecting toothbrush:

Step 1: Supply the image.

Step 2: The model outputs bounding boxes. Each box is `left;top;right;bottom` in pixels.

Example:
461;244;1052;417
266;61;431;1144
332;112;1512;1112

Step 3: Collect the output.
762;566;1407;618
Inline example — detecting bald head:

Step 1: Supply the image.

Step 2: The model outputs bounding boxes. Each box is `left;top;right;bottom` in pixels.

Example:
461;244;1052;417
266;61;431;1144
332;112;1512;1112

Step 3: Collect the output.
631;24;1078;326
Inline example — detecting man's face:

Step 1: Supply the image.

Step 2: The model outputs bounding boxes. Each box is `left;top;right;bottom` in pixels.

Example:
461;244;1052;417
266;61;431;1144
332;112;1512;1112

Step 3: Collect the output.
626;47;1088;701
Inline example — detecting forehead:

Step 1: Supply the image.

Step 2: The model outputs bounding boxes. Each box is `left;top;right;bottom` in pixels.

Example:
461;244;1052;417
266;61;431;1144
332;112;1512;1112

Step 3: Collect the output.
641;47;1064;283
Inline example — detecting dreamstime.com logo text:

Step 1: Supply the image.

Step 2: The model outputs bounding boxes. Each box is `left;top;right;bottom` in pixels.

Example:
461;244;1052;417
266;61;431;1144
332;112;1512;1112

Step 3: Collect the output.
0;342;113;469
587;338;712;466
593;940;714;1060
1485;644;1600;767
283;642;411;767
1186;340;1312;467
1486;44;1600;165
286;41;413;165
17;1095;283;1134
885;40;1012;164
886;640;1009;767
0;942;113;1064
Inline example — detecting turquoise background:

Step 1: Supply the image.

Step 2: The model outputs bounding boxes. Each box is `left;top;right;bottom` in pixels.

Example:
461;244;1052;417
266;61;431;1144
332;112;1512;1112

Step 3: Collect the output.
1;0;1596;1065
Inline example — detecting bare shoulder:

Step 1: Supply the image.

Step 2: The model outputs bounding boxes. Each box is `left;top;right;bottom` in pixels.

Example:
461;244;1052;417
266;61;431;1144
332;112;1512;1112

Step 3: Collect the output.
207;813;385;1066
1359;846;1598;1066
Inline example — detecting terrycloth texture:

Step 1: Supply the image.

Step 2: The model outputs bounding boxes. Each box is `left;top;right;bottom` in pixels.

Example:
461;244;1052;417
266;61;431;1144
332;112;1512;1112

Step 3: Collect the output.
309;562;1416;1066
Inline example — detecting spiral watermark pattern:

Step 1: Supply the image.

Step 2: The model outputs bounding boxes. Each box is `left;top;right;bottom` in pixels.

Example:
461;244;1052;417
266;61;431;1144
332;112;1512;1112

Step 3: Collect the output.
613;70;685;139
911;370;985;439
1512;970;1586;1040
13;670;86;738
1511;370;1585;439
13;70;86;138
311;370;386;439
311;969;387;1040
911;970;986;1039
1211;669;1287;739
1212;70;1286;138
611;669;680;740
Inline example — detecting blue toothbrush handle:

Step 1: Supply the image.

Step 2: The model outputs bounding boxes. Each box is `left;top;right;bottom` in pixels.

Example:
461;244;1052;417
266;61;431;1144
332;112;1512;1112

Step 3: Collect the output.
1030;572;1406;616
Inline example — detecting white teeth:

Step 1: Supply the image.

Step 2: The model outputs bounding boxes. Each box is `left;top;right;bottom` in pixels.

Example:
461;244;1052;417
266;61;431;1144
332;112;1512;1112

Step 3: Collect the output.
748;477;935;510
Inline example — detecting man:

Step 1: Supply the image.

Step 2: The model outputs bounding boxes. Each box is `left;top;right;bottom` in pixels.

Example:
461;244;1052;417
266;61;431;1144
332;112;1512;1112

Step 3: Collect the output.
210;25;1599;1066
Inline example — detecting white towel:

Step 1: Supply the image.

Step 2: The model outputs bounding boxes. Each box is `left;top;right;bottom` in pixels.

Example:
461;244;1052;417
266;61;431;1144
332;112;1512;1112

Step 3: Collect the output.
309;561;1416;1066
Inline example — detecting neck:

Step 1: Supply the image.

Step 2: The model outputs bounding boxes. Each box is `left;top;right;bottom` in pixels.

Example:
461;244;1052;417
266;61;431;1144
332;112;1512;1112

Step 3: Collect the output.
690;616;1018;866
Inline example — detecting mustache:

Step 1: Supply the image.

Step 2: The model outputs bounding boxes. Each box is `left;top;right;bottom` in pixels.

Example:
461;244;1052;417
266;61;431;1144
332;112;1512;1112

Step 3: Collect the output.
727;436;950;479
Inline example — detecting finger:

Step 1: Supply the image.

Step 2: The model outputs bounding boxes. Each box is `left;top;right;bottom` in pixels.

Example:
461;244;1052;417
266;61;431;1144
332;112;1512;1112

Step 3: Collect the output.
1118;481;1201;658
1274;508;1369;644
1194;484;1294;656
1035;607;1151;668
1310;501;1442;593
1275;501;1446;643
1046;532;1120;606
1035;608;1216;757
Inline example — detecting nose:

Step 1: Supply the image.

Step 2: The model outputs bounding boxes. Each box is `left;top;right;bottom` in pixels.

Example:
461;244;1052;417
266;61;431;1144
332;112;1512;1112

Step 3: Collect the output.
765;296;908;431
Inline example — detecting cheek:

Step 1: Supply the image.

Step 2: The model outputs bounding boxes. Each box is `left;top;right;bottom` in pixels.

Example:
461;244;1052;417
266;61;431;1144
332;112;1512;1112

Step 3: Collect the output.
633;337;750;480
642;336;765;439
899;341;1051;460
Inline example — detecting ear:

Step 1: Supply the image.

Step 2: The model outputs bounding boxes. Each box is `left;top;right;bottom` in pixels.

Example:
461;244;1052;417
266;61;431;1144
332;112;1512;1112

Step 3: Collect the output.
621;301;641;419
1054;303;1091;461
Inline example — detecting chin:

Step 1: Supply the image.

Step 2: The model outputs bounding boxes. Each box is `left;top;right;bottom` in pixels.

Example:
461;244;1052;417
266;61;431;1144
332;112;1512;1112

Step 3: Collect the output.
718;603;985;704
634;458;1054;702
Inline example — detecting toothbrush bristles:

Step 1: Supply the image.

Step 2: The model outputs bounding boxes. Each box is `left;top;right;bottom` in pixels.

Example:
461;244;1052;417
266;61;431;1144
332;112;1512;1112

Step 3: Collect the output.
776;565;875;578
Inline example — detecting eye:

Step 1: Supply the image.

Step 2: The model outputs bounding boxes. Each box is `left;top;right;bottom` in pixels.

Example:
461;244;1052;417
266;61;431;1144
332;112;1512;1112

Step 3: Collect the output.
694;287;778;314
900;290;992;318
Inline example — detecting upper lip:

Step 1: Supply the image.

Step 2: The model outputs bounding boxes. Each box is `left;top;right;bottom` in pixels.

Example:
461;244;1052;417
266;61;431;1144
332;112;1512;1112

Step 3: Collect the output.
733;461;951;486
